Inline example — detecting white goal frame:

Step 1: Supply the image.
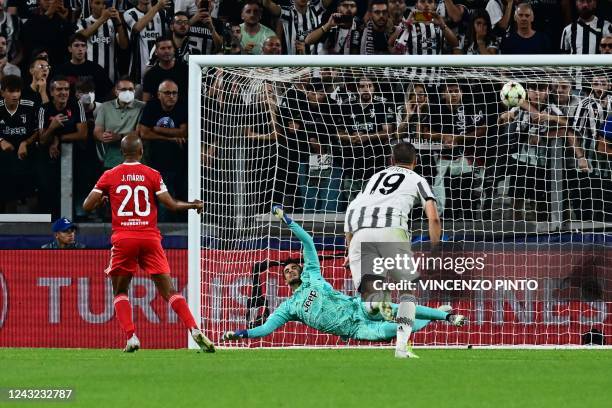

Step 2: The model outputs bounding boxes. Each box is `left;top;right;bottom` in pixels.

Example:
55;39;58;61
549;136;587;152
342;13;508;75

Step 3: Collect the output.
187;54;612;349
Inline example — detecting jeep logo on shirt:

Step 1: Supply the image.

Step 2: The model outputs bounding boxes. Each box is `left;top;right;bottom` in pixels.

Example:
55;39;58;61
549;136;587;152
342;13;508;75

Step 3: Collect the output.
303;290;318;313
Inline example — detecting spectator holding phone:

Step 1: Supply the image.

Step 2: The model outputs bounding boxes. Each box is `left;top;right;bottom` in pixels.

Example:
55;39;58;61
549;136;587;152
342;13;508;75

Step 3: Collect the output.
186;1;223;56
305;0;362;55
76;0;129;83
123;0;170;84
390;0;458;55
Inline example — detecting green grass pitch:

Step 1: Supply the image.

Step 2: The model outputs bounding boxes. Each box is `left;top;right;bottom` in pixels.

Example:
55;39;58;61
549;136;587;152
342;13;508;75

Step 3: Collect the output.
1;348;611;408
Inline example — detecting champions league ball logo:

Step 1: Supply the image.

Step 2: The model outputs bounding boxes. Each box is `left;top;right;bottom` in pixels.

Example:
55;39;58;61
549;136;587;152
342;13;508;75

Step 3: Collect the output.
156;117;176;129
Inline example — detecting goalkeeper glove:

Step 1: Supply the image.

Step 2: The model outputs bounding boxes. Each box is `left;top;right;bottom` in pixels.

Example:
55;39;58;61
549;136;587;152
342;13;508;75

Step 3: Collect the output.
272;205;293;225
222;330;248;341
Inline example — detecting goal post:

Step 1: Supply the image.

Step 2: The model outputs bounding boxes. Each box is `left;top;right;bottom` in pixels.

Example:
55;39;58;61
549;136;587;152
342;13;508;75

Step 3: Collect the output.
188;55;612;349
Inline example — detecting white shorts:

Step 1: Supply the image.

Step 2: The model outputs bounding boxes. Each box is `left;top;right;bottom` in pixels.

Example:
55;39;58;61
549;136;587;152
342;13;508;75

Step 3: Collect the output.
348;227;418;290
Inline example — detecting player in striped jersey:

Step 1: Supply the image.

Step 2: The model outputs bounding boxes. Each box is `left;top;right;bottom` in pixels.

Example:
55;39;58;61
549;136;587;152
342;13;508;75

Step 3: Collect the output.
560;0;611;54
344;142;441;358
262;0;326;55
77;0;129;82
123;0;168;84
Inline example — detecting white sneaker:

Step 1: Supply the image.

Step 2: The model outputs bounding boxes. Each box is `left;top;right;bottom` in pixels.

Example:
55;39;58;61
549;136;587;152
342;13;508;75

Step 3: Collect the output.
395;341;420;359
448;314;467;327
191;328;215;353
123;334;140;353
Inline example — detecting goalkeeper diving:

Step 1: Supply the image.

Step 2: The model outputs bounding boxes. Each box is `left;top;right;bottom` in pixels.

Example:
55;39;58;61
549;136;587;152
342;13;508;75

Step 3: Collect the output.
222;206;466;349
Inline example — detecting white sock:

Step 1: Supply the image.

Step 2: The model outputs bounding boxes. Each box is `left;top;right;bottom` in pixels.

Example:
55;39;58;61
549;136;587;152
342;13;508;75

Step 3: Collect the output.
395;301;416;353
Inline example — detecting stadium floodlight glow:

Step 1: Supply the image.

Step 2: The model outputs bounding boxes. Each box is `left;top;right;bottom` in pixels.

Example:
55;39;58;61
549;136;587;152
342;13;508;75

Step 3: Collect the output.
188;55;612;349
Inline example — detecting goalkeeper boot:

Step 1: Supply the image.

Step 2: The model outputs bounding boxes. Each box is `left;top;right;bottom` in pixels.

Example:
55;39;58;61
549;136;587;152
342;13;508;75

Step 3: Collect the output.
395;340;420;359
123;334;140;353
272;205;293;225
191;328;216;353
447;314;467;327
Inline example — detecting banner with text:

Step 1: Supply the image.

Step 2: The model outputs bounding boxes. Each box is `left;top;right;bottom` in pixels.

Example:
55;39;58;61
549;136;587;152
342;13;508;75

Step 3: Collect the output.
0;248;610;348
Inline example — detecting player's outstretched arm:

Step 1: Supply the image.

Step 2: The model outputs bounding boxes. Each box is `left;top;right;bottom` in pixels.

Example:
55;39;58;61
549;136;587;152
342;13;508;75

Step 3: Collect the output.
222;303;292;340
157;192;203;213
272;205;321;280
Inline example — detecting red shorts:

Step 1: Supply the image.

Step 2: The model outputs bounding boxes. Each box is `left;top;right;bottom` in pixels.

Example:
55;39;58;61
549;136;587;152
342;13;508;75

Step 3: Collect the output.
105;238;171;276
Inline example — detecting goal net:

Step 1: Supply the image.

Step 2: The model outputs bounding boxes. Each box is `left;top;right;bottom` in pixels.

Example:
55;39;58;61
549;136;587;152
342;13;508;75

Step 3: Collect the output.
189;56;612;347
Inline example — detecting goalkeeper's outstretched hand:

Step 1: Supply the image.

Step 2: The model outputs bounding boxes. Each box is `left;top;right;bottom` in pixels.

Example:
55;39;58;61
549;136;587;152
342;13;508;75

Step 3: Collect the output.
272;205;293;225
222;330;248;341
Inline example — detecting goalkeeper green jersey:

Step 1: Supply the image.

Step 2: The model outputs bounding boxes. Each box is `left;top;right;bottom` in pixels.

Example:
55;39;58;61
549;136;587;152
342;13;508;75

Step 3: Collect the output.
247;221;364;339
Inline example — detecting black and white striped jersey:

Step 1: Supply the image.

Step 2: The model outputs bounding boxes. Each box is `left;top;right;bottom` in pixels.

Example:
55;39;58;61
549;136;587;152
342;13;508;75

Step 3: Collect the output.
315;18;362;55
560;16;612;54
393;22;444;55
572;96;608;175
75;0;132;20
512;104;563;166
279;0;325;55
186;19;224;57
123;7;167;83
344;166;436;233
77;16;119;82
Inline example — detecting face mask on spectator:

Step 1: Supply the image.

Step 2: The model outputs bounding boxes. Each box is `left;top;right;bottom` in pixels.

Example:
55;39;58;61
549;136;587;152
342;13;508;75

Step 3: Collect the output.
80;92;95;105
118;90;135;104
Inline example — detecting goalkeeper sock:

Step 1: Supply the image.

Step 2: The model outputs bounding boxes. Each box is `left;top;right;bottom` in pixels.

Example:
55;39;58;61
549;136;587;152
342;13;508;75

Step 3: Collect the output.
413;319;430;333
168;294;197;330
113;295;135;340
416;305;448;321
395;300;416;353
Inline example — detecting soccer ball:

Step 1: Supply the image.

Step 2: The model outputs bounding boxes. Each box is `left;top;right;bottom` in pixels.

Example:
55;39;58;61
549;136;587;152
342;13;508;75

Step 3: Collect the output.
500;81;526;108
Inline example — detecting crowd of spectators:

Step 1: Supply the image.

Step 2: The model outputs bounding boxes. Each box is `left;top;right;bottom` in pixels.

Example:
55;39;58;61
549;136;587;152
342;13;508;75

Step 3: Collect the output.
0;0;610;223
228;63;611;223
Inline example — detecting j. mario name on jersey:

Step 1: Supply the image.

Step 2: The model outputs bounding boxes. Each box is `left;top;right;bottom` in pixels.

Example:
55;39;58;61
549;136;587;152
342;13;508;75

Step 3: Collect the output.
121;174;145;182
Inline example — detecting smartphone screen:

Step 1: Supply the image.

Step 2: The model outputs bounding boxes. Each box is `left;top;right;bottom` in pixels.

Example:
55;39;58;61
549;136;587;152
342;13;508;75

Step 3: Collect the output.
413;11;433;23
337;15;353;25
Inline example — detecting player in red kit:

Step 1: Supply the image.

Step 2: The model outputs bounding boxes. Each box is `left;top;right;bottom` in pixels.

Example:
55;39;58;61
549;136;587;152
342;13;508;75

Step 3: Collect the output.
83;135;215;353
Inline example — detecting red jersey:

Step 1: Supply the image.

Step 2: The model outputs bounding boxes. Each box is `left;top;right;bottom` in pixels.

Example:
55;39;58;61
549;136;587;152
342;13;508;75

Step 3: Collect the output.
92;162;167;241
